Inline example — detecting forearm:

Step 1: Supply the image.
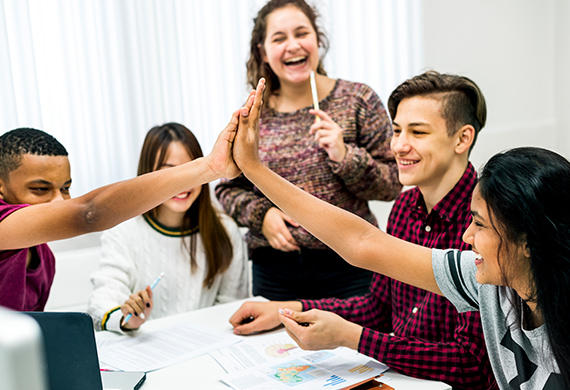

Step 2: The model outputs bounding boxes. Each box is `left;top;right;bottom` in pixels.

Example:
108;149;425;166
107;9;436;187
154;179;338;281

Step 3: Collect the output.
215;178;274;232
242;162;439;293
1;157;217;249
80;157;217;228
331;145;401;201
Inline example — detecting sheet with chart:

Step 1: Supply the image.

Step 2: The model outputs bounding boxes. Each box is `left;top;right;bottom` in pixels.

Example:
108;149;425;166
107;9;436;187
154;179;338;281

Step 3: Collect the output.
212;331;389;390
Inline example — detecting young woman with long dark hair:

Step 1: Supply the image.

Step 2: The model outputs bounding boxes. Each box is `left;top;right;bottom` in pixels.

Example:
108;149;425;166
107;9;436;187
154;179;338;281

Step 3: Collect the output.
89;123;249;333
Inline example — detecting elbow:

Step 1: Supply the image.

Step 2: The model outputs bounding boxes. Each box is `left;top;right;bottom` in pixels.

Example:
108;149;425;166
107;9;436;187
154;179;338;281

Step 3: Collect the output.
75;202;103;234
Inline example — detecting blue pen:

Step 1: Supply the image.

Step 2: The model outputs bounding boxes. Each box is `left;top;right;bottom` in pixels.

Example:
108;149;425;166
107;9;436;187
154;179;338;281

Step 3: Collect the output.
122;272;164;326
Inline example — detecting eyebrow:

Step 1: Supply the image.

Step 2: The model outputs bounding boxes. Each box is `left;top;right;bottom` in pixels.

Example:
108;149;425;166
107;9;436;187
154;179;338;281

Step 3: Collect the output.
270;25;310;38
28;179;72;186
392;121;430;128
470;210;484;220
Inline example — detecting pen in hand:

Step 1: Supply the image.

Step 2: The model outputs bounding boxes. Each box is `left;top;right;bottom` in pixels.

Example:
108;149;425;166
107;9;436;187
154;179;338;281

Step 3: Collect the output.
122;272;164;327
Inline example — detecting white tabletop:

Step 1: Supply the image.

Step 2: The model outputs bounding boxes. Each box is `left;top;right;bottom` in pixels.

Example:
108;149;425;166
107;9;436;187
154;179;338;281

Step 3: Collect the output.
96;298;450;390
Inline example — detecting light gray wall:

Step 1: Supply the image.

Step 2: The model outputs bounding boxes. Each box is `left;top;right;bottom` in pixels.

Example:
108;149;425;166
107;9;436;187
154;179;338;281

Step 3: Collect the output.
555;0;570;156
422;0;567;168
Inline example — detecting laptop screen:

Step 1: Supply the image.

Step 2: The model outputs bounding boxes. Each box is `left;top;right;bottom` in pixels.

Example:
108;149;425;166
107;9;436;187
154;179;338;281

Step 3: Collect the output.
23;312;104;390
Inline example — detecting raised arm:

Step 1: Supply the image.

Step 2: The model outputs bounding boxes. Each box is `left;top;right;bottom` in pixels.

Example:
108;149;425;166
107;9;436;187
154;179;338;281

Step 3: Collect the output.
0;109;244;250
234;79;441;295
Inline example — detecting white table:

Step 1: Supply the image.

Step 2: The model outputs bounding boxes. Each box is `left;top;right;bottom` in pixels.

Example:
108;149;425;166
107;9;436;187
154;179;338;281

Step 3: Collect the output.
96;298;451;389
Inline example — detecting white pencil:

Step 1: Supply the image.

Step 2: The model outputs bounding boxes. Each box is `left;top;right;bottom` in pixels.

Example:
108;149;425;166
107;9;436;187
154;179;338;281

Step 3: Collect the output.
309;70;321;123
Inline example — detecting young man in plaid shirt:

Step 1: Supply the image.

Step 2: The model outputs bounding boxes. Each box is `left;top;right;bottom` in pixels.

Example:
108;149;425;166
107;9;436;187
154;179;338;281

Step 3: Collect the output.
230;71;497;389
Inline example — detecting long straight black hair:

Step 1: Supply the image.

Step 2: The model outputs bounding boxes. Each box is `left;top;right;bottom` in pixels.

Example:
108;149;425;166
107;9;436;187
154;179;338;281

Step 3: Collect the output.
478;147;570;385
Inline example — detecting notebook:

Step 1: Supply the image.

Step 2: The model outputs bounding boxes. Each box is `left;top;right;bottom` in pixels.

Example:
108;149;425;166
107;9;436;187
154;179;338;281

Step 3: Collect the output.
23;312;145;390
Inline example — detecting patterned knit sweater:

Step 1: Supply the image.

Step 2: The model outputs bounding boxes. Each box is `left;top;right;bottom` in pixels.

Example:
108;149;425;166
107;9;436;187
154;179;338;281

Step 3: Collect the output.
216;79;401;250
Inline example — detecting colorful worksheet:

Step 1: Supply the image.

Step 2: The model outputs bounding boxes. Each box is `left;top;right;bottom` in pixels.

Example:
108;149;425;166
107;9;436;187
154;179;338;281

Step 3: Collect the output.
213;331;388;390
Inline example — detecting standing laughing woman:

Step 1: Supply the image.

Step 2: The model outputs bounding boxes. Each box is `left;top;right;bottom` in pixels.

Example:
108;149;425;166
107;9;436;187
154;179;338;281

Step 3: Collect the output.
216;0;401;301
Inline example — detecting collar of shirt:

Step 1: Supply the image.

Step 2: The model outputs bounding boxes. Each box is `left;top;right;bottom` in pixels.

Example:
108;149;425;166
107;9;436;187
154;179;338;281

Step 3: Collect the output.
410;162;478;224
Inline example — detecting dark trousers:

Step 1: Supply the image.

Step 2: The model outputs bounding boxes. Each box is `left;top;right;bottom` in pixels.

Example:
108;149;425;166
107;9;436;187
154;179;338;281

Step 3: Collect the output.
251;246;373;301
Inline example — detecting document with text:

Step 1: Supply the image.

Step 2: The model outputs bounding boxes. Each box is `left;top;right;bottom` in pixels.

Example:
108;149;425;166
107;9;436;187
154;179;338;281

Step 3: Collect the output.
96;321;240;372
212;331;389;390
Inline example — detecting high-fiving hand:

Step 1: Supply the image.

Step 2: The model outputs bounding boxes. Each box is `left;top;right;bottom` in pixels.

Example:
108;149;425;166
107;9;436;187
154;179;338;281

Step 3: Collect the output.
232;78;266;171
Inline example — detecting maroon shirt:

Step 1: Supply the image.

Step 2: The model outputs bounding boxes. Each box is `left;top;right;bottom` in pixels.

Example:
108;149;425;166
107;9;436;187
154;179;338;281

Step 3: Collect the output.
301;163;498;389
0;199;55;311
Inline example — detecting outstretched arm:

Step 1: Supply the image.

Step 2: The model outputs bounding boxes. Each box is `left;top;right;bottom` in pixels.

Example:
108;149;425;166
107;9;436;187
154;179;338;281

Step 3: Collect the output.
234;79;441;295
0;109;244;250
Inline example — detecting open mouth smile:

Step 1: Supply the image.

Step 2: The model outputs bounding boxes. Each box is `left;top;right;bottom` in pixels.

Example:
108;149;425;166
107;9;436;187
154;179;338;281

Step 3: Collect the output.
284;56;308;67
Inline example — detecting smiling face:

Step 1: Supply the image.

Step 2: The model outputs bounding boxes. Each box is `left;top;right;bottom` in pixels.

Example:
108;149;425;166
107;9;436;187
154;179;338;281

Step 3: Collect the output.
462;186;530;288
154;141;201;228
261;4;320;86
391;96;469;194
0;153;71;205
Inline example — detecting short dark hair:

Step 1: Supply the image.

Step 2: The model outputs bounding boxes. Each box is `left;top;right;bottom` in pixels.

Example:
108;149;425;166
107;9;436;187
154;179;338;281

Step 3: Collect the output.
0;128;68;180
388;71;486;153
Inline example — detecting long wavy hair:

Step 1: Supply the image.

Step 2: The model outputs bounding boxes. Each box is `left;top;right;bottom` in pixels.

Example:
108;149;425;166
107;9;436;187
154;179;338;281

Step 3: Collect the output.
246;0;329;107
478;147;570;385
138;123;233;288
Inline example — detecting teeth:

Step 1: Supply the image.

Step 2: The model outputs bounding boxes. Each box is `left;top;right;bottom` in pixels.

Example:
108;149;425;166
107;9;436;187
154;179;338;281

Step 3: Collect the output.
285;56;306;64
400;160;417;166
175;193;190;199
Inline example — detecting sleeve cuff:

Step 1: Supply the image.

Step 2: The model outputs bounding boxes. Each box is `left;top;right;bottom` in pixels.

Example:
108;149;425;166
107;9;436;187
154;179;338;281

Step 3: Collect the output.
249;198;276;232
358;327;390;362
101;306;134;334
328;144;366;181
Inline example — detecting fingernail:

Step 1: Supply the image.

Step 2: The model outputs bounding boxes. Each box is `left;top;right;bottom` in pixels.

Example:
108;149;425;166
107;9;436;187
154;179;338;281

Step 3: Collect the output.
134;312;138;317
242;109;249;117
284;309;293;316
278;308;285;315
140;312;145;320
234;329;241;335
146;303;150;308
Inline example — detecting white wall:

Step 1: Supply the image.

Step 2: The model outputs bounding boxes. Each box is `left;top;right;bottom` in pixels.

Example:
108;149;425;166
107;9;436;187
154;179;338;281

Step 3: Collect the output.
554;0;570;156
48;1;570;310
421;0;568;171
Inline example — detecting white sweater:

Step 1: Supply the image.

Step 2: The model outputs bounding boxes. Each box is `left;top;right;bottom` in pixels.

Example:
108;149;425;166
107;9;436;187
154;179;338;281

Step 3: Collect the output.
88;213;249;333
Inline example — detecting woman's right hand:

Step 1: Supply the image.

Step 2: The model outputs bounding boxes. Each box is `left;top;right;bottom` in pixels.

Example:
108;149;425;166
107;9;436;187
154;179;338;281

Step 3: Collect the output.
120;285;153;331
262;207;300;252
